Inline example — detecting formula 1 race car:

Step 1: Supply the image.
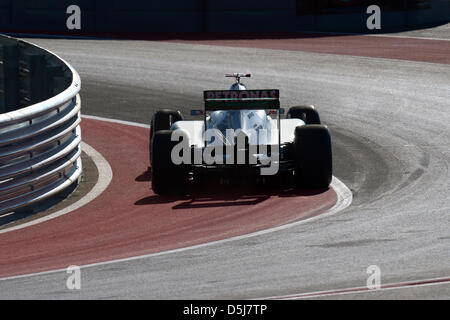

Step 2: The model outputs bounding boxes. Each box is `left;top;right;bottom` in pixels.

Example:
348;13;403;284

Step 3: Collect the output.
149;73;332;195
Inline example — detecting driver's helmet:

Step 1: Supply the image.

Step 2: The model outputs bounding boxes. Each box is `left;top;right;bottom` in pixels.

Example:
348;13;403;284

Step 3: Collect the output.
209;110;240;135
229;83;247;91
209;82;247;133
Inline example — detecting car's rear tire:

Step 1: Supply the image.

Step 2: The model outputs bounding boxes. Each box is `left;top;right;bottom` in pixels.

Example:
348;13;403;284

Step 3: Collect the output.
150;110;183;165
287;106;321;125
293;125;332;189
151;130;189;195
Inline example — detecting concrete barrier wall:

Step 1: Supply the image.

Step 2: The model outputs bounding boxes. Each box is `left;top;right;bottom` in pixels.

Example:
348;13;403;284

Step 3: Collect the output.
95;0;204;33
0;0;449;35
296;0;450;32
206;0;297;32
2;0;205;33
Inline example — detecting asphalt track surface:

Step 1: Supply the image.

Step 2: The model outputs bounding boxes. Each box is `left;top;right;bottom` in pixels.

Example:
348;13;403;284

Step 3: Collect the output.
0;26;449;299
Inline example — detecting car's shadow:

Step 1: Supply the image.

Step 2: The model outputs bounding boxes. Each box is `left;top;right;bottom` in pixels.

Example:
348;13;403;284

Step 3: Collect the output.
134;170;329;210
135;168;152;182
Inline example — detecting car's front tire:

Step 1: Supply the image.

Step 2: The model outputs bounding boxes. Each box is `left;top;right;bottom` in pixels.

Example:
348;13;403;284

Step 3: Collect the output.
293;124;332;189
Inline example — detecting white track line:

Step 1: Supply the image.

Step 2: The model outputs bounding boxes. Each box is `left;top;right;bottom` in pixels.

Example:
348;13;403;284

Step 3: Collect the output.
0;142;113;235
366;33;450;42
0;115;353;282
18;30;450;42
300;30;450;42
260;277;450;300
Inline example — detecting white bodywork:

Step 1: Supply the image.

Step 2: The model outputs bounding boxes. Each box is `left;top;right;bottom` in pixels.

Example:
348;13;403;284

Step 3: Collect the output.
173;74;303;149
172;115;304;148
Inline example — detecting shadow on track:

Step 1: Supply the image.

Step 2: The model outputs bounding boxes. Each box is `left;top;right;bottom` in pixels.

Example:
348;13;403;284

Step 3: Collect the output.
134;170;329;210
135;169;152;182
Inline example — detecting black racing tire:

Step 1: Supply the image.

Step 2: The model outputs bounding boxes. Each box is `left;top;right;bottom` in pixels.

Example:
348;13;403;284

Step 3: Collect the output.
151;130;189;195
287;106;321;125
152;109;183;132
149;110;183;165
293;125;332;189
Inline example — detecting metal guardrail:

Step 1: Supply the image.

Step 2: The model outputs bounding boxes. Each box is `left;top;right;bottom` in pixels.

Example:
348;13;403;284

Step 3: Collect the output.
0;35;82;215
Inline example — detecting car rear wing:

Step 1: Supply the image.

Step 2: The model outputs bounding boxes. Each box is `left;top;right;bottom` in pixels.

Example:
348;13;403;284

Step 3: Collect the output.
203;89;280;111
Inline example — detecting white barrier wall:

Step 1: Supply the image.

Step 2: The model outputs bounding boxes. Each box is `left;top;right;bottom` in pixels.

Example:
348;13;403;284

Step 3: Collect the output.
0;35;82;215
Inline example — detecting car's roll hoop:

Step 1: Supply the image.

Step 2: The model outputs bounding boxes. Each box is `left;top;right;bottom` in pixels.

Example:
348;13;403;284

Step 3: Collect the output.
226;73;251;84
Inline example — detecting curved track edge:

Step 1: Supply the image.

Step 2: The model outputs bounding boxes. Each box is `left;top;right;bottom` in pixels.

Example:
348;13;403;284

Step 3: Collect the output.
0;175;351;282
0;142;113;235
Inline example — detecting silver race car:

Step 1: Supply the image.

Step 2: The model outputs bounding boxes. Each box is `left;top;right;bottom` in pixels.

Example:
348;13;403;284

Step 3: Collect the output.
150;73;332;195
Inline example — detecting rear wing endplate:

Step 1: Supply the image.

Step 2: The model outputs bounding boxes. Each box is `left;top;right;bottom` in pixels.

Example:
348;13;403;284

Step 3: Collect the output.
204;89;280;111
